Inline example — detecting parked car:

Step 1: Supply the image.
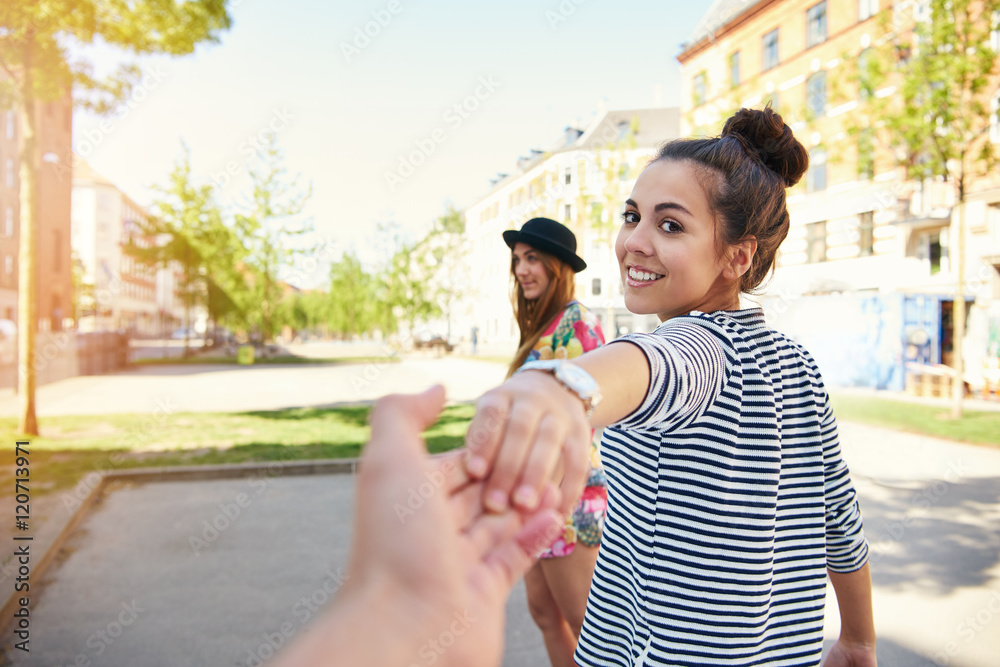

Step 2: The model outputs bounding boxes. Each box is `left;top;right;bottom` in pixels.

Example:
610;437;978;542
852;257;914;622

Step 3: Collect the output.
414;334;455;353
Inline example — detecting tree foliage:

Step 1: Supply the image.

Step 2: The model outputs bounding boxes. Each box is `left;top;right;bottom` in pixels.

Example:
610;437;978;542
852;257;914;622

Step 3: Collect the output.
0;0;232;434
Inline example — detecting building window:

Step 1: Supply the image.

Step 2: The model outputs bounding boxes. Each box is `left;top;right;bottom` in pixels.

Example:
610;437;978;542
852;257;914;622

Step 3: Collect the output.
807;1;827;48
729;51;741;88
692;71;707;106
857;48;875;100
916;230;947;275
806;71;827;117
564;203;572;221
4;159;13;188
592;278;602;296
5;112;13;140
807;221;827;263
762;29;780;71
4;207;12;237
53;230;61;272
992;10;1000;51
807;147;827;192
564;166;572;185
4;256;11;275
858;129;875;179
858;211;874;257
859;0;878;22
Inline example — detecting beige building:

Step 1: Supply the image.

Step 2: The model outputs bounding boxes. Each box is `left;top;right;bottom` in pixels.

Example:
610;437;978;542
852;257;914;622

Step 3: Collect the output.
72;160;188;336
459;107;681;351
677;0;1000;391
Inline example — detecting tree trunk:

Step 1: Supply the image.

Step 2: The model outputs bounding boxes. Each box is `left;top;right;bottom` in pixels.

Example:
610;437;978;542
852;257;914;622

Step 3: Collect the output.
17;36;39;436
950;198;966;419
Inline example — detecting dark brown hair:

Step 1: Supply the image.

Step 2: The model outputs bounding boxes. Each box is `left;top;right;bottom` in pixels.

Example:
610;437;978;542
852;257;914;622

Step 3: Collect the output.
652;106;808;293
506;247;576;378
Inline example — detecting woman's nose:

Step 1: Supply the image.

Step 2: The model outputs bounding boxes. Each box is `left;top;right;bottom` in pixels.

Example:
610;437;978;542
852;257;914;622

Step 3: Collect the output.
622;222;652;256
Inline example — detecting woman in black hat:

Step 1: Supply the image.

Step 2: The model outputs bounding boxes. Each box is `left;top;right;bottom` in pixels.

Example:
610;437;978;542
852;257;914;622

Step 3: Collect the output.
502;217;607;667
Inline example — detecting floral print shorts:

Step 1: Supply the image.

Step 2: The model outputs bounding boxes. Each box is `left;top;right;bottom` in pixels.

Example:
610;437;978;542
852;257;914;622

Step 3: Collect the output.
538;466;608;559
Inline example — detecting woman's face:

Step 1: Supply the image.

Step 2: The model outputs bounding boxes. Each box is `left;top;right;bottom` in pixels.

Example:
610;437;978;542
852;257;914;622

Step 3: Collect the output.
616;159;739;321
512;242;551;301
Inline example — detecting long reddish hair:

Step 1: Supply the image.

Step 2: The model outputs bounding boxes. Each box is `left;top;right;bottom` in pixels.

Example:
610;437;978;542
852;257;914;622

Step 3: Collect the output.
506;246;577;378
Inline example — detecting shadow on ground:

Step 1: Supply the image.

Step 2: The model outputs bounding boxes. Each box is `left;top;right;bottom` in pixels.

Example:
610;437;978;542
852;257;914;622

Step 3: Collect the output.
858;474;1000;594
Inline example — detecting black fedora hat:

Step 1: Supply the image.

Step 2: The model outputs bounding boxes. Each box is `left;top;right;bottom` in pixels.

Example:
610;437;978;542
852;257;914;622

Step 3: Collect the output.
503;217;587;272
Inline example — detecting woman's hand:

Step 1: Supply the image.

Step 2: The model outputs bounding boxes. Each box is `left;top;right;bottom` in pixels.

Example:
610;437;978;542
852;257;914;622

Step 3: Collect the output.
822;639;877;667
464;369;594;516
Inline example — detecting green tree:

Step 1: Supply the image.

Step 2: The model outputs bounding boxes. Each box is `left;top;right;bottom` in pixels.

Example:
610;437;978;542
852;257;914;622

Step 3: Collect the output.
0;0;231;433
130;145;240;356
422;206;467;340
853;0;1000;417
232;136;313;343
328;250;378;338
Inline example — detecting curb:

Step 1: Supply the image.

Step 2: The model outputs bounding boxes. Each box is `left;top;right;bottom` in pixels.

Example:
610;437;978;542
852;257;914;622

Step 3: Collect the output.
0;457;360;633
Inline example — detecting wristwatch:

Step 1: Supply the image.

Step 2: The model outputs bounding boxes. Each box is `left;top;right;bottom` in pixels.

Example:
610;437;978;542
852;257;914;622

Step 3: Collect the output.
516;359;603;419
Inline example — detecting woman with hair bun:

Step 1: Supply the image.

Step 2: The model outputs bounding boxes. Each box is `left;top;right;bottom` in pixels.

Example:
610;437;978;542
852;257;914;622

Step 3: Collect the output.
465;107;877;667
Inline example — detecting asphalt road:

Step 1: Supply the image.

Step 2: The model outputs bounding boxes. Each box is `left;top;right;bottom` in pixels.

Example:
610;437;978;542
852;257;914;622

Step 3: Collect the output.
2;419;998;666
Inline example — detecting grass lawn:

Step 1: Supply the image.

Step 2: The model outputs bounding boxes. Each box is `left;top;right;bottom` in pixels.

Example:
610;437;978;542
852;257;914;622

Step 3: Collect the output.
0;403;472;498
830;393;1000;448
7;392;996;501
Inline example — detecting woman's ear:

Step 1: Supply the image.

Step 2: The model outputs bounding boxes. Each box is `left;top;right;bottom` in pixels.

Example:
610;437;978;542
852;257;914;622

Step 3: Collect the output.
723;237;757;281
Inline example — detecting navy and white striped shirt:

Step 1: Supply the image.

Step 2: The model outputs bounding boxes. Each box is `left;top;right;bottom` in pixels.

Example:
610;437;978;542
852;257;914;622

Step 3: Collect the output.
576;308;868;667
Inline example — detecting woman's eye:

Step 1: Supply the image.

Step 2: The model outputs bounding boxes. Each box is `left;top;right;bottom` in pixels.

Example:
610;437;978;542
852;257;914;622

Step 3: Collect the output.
660;219;682;234
620;211;639;224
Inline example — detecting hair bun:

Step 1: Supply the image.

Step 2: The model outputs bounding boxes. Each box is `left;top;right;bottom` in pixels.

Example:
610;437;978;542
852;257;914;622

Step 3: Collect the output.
721;107;808;187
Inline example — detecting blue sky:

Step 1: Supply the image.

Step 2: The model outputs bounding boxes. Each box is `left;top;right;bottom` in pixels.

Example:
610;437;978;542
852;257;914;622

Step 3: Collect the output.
73;0;715;283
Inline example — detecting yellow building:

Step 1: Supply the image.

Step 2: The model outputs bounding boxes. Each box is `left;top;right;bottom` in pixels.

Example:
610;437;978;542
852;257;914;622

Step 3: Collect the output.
678;0;1000;392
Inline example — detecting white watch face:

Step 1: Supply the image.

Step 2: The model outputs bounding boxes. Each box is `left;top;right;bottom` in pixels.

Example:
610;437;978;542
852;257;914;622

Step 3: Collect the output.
555;362;598;399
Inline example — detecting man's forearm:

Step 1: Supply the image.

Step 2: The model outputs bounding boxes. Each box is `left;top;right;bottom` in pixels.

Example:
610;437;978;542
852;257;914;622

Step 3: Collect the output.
828;562;876;647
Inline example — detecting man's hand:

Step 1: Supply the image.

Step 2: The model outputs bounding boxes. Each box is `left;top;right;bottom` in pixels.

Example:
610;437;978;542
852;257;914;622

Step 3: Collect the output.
275;385;562;667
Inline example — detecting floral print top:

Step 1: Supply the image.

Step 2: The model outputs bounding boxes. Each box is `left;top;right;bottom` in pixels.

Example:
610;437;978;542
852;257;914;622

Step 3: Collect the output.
521;300;608;557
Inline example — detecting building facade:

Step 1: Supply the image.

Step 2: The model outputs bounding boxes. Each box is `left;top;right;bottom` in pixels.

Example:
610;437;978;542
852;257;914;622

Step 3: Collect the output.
72;160;187;336
0;94;74;333
677;0;1000;390
459;108;681;352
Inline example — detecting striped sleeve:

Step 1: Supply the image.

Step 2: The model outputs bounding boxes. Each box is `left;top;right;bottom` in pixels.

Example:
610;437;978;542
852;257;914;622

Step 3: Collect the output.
609;320;729;431
818;393;870;572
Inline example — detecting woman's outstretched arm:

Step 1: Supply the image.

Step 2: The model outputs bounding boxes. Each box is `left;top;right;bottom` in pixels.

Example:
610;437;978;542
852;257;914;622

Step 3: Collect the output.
464;341;649;516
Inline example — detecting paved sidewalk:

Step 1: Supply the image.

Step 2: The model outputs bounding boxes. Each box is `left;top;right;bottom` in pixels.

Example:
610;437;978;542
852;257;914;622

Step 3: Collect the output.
3;421;999;666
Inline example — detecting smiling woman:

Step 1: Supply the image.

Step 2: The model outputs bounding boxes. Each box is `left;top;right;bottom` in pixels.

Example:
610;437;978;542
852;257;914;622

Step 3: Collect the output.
466;107;878;667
